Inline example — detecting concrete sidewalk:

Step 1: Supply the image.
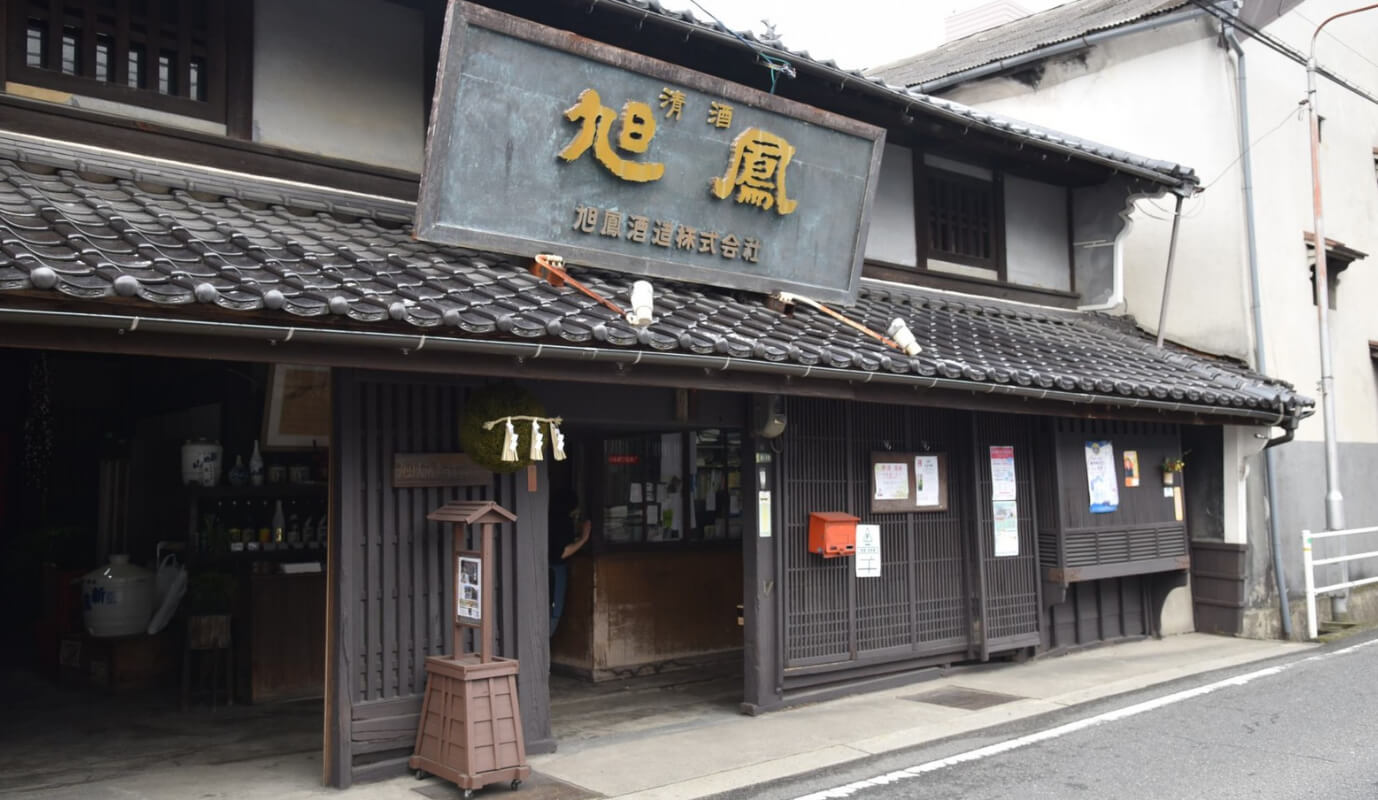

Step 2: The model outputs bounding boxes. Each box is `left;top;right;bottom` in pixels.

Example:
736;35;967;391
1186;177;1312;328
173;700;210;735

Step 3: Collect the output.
13;633;1309;800
530;633;1309;800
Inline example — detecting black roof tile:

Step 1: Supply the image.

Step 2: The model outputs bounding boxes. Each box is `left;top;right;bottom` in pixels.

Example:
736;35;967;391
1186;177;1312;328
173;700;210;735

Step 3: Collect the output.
0;151;1309;421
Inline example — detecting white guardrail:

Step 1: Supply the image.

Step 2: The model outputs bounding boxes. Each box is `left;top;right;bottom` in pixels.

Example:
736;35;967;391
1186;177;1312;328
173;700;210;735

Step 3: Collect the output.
1302;526;1378;640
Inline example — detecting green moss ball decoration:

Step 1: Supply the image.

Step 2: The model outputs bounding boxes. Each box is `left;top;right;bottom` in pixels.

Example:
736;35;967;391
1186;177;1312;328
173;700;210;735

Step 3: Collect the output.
459;382;547;474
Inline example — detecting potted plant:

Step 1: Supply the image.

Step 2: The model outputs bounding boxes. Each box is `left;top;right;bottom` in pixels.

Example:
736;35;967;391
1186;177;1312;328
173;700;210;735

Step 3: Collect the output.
1161;455;1187;486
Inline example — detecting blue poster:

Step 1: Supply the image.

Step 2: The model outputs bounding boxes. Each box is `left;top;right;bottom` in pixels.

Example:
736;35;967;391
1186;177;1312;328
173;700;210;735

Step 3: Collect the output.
1085;440;1120;514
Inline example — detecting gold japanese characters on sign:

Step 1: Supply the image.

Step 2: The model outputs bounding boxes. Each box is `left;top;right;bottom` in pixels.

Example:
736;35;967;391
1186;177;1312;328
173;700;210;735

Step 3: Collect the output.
711;128;797;215
570;204;761;263
558;89;665;183
558;86;797;216
657;87;686;119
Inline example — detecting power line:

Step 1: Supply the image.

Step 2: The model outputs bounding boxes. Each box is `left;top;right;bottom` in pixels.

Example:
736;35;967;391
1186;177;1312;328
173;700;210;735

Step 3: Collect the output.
1293;8;1378;74
1140;102;1301;220
1188;0;1378;106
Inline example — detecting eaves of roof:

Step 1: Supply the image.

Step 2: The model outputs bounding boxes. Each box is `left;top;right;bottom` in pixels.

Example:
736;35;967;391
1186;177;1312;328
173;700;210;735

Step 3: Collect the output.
0;135;1307;426
868;0;1192;89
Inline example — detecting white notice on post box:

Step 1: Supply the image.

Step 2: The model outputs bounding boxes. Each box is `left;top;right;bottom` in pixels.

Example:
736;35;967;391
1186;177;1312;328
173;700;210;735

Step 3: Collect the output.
758;490;772;537
855;524;881;578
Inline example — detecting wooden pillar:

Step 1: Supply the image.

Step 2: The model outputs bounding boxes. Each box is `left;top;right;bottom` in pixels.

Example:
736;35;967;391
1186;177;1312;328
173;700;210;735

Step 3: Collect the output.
742;410;782;714
511;461;555;753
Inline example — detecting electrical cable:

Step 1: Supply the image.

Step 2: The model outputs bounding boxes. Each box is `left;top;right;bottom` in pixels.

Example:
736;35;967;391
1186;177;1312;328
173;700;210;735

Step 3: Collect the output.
1140;100;1303;219
684;0;796;92
1293;8;1378;73
1188;0;1378;105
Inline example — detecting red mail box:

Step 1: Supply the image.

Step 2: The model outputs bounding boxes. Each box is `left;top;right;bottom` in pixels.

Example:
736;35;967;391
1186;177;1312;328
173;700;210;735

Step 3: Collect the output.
808;511;859;558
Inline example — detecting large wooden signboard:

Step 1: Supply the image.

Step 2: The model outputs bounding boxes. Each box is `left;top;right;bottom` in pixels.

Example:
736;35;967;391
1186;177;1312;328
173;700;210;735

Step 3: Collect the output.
416;3;886;305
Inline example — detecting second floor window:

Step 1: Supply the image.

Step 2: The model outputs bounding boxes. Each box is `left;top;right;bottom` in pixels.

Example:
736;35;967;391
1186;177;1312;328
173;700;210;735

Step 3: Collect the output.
926;168;997;268
9;0;227;121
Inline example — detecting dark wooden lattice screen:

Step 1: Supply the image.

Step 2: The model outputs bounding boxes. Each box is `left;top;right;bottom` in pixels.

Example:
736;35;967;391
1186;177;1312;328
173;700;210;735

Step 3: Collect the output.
10;0;227;120
971;413;1041;652
779;399;977;681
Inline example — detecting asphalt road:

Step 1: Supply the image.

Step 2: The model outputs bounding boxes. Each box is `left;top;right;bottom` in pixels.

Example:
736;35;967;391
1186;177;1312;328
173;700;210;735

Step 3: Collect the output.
713;630;1378;800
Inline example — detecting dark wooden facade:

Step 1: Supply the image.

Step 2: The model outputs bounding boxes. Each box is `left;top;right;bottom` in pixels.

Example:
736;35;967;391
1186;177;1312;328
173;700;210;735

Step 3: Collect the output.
1035;418;1190;586
320;373;1196;783
327;370;551;787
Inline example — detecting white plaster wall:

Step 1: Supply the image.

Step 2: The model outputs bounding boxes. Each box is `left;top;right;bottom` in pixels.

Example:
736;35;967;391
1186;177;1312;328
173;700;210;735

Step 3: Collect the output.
863;144;918;266
943;3;1378;445
1223;426;1268;545
944;20;1252;360
1239;1;1378;446
252;0;425;173
1004;175;1069;291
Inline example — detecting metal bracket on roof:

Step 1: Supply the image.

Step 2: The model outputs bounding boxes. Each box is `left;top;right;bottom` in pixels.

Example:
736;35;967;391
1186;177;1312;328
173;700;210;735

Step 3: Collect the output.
769;291;918;357
530;253;630;321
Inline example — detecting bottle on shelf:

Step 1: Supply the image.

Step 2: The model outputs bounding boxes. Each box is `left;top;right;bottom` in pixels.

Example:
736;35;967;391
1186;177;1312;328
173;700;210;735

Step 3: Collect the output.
257;499;271;549
249;440;265;487
272;499;286;545
287;503;301;548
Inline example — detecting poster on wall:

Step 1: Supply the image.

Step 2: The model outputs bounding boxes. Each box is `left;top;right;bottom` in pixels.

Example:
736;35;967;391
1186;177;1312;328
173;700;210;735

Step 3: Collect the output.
1085;440;1120;513
992;500;1019;557
1123;450;1141;488
990;446;1017;501
871;452;948;513
873;462;910;501
855;524;882;577
457;555;482;622
914;455;941;508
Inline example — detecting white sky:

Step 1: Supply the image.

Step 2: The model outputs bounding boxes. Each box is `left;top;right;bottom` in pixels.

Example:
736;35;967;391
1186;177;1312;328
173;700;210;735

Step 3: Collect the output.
659;0;1068;72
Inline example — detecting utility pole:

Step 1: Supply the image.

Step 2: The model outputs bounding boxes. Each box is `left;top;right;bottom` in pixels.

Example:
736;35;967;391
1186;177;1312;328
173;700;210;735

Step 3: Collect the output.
1305;2;1378;617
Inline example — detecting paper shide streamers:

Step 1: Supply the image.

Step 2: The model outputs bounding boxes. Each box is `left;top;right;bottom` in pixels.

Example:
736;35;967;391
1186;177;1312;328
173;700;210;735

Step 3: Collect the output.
482;415;567;462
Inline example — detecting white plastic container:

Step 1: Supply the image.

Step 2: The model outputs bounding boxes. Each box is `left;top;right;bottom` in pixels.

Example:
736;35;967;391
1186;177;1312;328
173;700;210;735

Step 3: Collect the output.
82;555;155;638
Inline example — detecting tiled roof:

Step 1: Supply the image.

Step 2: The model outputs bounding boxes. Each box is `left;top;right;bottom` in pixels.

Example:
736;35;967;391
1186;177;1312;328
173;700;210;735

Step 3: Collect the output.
0;141;1308;423
597;0;1198;190
868;0;1191;89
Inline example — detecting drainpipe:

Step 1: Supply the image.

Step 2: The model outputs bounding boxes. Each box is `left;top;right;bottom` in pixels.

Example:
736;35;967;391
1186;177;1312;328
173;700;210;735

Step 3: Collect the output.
1304;4;1378;617
1224;20;1291;638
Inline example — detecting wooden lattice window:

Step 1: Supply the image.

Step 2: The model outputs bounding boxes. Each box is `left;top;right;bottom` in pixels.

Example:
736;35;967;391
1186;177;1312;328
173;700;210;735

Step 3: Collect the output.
7;0;227;122
925;168;998;269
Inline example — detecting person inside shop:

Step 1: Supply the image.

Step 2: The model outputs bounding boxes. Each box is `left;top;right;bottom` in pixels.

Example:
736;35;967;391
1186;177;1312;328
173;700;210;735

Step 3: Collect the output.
549;470;590;636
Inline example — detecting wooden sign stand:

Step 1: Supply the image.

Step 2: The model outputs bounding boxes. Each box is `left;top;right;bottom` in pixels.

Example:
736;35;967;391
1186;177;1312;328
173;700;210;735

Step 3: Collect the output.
409;500;530;797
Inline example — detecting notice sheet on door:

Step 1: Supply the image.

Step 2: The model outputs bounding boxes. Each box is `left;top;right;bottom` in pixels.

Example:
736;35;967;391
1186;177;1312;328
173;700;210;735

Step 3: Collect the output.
855;524;881;577
992;500;1019;557
990;446;1017;501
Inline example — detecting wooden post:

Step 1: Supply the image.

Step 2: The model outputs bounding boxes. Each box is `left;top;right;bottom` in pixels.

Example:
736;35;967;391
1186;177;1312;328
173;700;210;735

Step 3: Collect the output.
452;522;464;656
480;521;494;663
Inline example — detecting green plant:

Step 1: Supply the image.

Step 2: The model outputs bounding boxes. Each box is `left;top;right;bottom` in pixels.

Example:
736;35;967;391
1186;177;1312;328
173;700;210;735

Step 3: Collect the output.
1161;455;1187;473
186;571;237;615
